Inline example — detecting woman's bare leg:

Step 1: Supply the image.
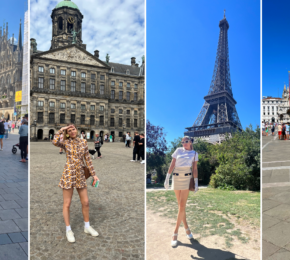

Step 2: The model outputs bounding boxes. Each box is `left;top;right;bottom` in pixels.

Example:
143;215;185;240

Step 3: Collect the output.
77;188;89;222
63;188;73;226
173;189;190;240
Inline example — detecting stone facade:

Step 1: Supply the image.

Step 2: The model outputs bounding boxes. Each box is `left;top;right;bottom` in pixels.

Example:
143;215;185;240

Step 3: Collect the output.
30;2;144;141
0;21;23;120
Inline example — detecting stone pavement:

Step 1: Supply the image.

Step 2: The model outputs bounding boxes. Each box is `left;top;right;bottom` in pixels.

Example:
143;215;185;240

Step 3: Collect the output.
262;132;290;259
0;133;28;260
30;141;144;260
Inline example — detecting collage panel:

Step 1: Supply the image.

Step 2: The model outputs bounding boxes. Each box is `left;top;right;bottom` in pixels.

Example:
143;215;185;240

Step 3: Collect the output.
30;0;144;259
262;1;290;259
146;0;260;259
0;0;29;259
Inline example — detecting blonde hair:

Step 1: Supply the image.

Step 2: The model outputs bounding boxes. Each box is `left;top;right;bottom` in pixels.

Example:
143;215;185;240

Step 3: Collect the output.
63;124;78;140
182;136;193;150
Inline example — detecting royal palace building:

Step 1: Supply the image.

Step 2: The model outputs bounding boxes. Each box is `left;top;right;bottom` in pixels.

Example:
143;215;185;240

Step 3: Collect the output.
30;0;145;141
0;21;23;120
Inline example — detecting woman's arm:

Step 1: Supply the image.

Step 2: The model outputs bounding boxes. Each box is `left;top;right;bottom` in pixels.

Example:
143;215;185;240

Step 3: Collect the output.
52;130;66;149
18;126;22;135
192;160;198;178
83;140;96;177
167;158;176;174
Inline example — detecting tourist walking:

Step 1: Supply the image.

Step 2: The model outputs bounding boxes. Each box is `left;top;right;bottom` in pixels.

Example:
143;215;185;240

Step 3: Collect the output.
271;124;275;136
104;134;107;143
94;133;102;158
52;124;100;243
126;132;131;147
131;132;140;162
49;133;53;142
19;119;28;163
278;123;282;140
286;123;289;140
139;133;145;164
265;125;268;136
164;136;198;247
12;121;15;133
262;121;265;136
109;134;113;142
0;119;4;150
282;124;286;140
8;120;12;133
4;119;8;139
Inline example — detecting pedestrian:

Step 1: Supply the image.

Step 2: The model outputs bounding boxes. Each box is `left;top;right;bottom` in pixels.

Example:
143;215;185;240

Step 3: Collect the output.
131;132;140;162
164;136;198;247
52;124;100;243
286;123;289;140
262;121;265;136
126;132;131;147
282;124;287;140
278;123;282;140
139;133;145;164
94;133;102;158
12;121;15;133
50;133;53;142
0;119;4;151
59;133;64;154
109;134;112;142
271;124;275;136
4;119;8;139
19;119;28;163
8;120;12;133
265;125;268;136
104;134;107;143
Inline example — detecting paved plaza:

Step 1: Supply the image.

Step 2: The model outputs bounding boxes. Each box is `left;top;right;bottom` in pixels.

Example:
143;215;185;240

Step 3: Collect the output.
30;141;144;260
0;132;28;260
262;132;290;259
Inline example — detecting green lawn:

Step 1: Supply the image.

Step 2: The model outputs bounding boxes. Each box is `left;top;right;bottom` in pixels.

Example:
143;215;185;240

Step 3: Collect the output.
147;188;260;247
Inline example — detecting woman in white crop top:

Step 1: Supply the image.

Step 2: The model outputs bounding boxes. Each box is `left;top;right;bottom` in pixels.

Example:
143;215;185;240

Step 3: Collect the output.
164;136;198;247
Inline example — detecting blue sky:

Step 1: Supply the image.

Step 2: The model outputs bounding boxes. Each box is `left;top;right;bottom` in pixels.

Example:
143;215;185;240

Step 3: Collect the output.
0;0;27;44
263;0;290;98
31;0;144;64
147;0;260;145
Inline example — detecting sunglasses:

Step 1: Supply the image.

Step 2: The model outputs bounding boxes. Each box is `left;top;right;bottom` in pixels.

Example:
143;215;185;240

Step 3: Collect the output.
181;140;191;144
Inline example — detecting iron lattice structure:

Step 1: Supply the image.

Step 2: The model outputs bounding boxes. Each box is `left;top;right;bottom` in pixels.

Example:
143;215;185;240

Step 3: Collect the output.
185;14;242;142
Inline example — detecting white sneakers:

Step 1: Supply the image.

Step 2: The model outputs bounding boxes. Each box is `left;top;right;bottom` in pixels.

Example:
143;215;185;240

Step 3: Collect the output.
66;230;75;243
140;160;145;164
185;227;193;239
171;233;178;247
130;160;135;162
84;226;99;236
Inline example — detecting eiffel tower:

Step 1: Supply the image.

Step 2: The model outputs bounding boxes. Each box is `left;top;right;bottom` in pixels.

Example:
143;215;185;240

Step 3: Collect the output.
185;11;242;143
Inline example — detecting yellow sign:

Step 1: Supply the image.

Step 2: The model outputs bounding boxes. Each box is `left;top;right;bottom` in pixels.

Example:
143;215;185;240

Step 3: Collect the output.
15;91;22;102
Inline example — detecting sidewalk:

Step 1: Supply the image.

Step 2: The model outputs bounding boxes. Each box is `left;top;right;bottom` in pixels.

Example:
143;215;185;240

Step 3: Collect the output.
262;132;290;259
0;134;28;260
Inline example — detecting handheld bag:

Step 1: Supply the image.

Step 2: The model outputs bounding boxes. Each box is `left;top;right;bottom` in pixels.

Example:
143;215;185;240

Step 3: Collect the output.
189;151;196;191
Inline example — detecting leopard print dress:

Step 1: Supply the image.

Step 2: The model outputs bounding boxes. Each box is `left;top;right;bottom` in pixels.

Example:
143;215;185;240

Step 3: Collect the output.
52;131;96;189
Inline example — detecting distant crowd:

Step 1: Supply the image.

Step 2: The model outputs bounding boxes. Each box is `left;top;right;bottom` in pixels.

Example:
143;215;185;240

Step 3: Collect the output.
262;121;290;140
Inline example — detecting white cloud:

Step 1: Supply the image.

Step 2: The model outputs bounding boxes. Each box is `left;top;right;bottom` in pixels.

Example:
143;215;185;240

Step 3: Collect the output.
30;0;144;65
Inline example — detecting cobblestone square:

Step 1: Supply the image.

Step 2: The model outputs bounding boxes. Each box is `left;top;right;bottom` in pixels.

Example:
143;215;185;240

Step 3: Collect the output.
30;141;144;260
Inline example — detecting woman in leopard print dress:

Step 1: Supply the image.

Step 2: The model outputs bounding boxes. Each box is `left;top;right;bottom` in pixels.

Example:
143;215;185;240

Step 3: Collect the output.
52;124;99;243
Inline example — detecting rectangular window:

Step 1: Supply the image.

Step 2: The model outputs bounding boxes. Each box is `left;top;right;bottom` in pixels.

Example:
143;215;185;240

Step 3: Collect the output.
71;103;76;109
134;119;137;127
71;81;76;92
111;109;115;113
49;102;55;107
50;68;55;74
60;114;65;124
37;112;43;123
81;72;86;78
126;92;130;101
119;118;122;127
60;103;66;109
71;114;75;124
90;115;95;125
90;105;95;111
126;118;130;127
61;80;66;91
49;79;55;90
81;104;86;110
38;77;44;88
61;70;66;75
100;85;104;95
110;118;115;127
81;83;86;93
134;84;138;89
134;93;137;101
91;84;95;94
99;116;104;125
38;66;44;72
91;74;96;80
134;110;138;116
127;83;130;88
119;109;123;114
37;101;43;107
119;82;123;87
100;75;105;80
111;90;115;99
100;106;104;111
71;71;76;77
119;91;123;100
111;81;115;86
81;115;85;124
49;113;55;124
119;132;123;137
127;110;130;115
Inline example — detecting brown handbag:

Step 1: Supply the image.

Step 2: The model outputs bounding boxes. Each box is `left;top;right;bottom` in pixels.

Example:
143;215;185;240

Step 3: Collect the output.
84;166;90;179
189;152;196;191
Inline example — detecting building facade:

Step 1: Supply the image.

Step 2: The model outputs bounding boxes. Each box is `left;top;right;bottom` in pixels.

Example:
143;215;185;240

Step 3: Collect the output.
30;0;145;141
0;21;23;120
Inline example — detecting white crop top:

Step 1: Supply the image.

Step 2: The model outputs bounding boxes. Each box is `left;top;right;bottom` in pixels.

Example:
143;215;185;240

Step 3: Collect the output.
171;147;198;167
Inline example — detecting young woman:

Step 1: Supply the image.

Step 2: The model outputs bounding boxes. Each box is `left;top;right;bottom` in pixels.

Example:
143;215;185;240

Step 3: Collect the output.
52;125;99;243
164;136;198;247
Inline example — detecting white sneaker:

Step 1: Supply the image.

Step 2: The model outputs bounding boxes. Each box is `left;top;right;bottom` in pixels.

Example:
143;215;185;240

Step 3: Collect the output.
141;160;145;164
171;233;178;247
185;228;193;239
130;160;135;162
66;230;75;243
84;226;99;237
